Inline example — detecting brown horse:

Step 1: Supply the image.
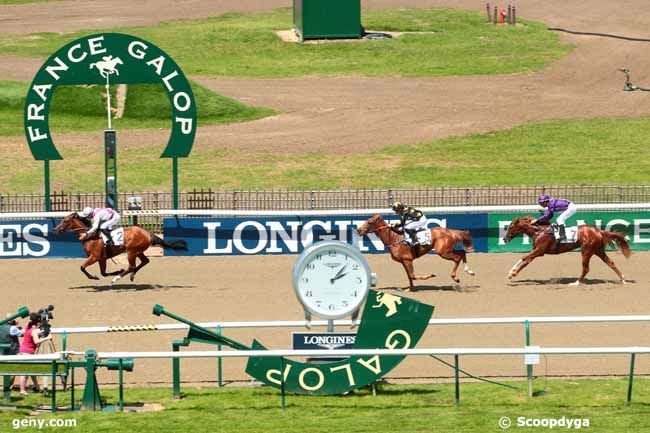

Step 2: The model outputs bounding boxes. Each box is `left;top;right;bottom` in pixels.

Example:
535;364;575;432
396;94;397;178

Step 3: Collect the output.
54;213;187;283
503;216;630;285
357;214;476;291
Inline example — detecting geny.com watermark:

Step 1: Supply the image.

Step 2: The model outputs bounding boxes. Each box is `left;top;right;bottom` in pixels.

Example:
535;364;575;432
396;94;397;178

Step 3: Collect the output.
12;418;77;430
499;416;590;429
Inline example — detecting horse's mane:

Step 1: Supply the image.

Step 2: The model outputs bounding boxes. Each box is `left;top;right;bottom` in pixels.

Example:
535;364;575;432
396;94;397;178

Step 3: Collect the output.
517;215;550;226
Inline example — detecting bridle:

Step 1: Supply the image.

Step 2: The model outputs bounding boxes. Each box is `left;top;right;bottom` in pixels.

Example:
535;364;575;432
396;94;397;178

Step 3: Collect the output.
361;220;403;247
363;222;391;235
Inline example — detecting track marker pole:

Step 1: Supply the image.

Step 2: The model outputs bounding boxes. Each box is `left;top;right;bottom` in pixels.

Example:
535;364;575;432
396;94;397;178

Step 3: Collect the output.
454;355;460;406
525;320;533;397
627;353;636;405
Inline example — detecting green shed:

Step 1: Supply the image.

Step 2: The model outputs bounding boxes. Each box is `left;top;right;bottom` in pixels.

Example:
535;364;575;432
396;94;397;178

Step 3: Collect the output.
293;0;362;41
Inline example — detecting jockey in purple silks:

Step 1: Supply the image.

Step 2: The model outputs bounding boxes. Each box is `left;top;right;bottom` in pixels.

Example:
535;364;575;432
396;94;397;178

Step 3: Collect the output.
532;194;577;241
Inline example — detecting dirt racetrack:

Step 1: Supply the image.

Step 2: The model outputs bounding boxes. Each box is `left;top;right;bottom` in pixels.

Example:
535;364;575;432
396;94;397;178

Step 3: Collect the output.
3;251;649;386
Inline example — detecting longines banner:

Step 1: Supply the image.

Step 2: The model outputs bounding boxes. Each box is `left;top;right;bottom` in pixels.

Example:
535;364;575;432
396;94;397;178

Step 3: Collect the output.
3;212;650;258
162;214;488;256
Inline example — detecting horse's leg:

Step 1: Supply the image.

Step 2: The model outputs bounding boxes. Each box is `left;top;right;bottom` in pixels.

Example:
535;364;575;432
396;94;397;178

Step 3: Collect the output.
129;253;151;282
400;260;435;292
98;258;124;277
570;249;594;286
595;249;627;284
461;250;476;276
400;261;416;292
80;256;100;280
439;251;462;283
112;251;137;284
508;251;544;279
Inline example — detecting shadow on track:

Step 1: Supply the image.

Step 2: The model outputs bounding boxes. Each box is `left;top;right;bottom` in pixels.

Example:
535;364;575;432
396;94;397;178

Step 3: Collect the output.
380;285;479;293
507;278;635;286
69;284;197;292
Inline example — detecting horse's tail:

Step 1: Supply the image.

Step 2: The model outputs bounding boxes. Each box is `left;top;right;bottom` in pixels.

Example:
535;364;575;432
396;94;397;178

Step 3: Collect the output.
455;230;474;253
152;234;188;251
604;231;631;259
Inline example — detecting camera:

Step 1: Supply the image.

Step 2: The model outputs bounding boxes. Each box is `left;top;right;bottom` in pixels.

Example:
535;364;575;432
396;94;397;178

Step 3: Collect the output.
37;305;54;337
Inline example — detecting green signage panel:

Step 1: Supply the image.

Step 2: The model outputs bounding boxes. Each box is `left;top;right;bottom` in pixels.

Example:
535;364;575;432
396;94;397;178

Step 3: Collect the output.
245;290;434;395
488;211;650;252
24;33;197;160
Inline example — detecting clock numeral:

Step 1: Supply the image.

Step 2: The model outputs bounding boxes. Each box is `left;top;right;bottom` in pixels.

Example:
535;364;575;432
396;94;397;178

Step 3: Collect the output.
352;291;358;297
315;254;323;261
307;263;315;270
342;301;349;307
328;304;335;311
352;263;360;270
302;277;309;284
305;290;313;297
328;250;336;257
355;277;363;284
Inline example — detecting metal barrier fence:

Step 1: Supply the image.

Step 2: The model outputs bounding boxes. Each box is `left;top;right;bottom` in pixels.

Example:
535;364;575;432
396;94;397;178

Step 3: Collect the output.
3;185;650;213
8;346;646;406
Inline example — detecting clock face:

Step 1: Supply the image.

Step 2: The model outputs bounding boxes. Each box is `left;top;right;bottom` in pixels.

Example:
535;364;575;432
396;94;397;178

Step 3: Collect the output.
293;241;371;319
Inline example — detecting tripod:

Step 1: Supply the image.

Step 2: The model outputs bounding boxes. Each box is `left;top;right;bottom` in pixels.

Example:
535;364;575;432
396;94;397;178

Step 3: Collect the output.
35;339;67;392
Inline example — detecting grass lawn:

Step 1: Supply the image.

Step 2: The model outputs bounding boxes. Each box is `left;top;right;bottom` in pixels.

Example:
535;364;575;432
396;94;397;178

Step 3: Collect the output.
0;79;274;136
0;8;573;78
0;117;648;193
1;380;649;432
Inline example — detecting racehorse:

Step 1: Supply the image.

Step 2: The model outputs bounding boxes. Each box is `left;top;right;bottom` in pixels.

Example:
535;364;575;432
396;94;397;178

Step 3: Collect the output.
502;216;630;285
357;214;476;292
54;212;187;283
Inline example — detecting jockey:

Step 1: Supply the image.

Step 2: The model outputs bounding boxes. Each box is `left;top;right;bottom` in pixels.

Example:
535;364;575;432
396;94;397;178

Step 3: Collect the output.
77;207;121;251
533;194;577;241
391;201;428;247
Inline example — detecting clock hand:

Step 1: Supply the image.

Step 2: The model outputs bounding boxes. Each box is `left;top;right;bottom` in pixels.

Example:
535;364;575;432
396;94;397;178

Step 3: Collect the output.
330;263;348;283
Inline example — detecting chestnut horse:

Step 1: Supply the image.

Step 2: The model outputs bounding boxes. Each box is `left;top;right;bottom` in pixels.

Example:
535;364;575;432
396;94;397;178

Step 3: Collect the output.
357;214;476;291
503;216;630;285
54;213;187;283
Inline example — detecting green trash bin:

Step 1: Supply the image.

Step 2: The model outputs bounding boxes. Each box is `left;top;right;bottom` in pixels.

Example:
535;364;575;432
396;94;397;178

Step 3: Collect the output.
294;0;362;41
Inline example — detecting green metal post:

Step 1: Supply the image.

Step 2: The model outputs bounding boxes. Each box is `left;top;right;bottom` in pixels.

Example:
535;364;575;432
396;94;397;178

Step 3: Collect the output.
172;157;179;210
70;365;75;411
62;331;67;352
525;320;533;397
280;357;286;411
627;353;636;406
44;160;51;211
454;355;460;406
172;341;181;399
217;325;223;387
50;360;57;413
3;376;10;402
118;359;124;412
81;349;101;411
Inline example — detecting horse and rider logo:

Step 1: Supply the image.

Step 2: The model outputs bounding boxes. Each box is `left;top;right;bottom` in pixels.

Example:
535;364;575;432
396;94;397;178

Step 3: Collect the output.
372;292;402;317
89;55;123;78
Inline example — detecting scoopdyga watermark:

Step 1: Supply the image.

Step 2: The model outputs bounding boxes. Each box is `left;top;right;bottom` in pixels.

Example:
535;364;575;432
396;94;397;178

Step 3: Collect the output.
499;416;590;429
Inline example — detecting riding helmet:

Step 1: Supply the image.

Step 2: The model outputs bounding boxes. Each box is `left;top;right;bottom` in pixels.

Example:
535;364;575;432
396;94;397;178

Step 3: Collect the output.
391;201;404;211
537;194;550;203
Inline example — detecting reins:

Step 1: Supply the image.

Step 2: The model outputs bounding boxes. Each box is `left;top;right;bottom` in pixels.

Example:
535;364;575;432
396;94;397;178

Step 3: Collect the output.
364;222;403;247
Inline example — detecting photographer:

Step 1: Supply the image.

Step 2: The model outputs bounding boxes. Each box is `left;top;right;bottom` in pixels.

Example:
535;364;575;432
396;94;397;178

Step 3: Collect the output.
18;312;52;396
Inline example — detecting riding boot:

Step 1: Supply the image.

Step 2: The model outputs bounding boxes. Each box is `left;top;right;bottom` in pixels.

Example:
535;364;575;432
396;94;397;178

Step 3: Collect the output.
101;229;114;257
558;224;567;241
406;229;418;246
